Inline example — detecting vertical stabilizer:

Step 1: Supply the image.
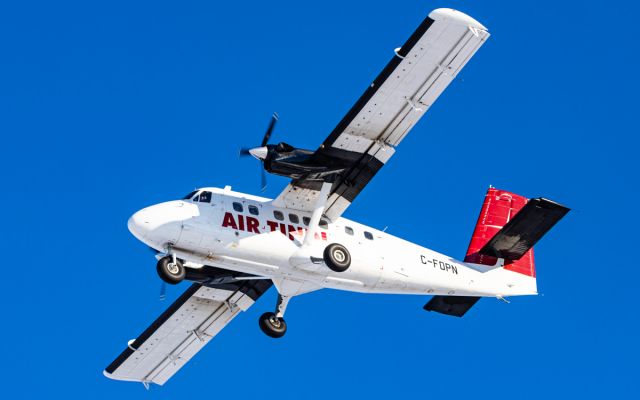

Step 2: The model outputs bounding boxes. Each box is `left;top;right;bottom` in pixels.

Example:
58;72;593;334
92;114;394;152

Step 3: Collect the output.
464;188;536;276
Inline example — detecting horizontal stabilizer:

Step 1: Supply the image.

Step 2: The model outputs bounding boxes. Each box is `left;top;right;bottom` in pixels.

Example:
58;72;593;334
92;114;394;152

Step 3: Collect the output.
479;198;569;261
423;295;480;317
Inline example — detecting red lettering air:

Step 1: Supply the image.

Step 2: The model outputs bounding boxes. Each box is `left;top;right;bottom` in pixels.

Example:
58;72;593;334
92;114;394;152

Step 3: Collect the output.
246;216;260;233
237;215;245;231
222;212;238;230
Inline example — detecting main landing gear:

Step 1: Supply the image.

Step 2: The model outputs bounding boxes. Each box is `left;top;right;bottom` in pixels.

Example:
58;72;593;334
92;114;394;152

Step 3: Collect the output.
324;243;351;272
259;294;290;338
257;178;350;338
156;255;185;284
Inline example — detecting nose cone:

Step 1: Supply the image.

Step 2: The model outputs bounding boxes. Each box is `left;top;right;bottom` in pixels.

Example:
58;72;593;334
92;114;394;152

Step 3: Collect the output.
127;201;195;248
249;146;268;160
128;209;150;241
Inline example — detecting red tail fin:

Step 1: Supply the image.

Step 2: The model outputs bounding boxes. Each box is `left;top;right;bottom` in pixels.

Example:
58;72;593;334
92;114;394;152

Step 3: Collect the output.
464;188;535;277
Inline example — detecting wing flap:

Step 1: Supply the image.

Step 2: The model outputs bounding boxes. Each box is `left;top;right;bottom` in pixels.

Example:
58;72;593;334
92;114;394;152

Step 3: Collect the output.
104;280;271;386
479;198;570;260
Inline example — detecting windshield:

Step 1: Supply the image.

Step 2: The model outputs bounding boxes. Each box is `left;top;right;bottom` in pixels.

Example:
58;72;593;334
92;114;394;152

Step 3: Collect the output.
182;190;199;200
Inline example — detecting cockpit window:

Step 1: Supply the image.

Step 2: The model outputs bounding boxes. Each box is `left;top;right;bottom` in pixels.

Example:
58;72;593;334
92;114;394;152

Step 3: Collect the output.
199;191;212;203
183;190;198;200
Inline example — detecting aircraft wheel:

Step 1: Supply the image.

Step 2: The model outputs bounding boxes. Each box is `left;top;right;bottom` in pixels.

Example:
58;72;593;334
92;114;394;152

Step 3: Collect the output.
156;256;185;284
323;243;351;272
259;312;287;338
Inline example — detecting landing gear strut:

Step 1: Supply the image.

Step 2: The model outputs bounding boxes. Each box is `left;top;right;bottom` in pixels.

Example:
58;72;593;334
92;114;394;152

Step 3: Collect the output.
259;178;334;338
259;294;290;338
156;254;185;284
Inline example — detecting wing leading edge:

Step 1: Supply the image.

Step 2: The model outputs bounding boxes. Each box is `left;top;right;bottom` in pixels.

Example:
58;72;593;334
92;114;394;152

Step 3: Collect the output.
273;9;490;220
104;279;271;386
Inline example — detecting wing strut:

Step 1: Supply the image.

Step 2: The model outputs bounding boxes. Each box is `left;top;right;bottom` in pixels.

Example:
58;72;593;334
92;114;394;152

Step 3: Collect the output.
303;180;333;247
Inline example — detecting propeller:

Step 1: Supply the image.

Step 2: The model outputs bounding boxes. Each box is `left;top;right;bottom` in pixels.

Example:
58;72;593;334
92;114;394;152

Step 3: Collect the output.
261;112;278;147
261;168;267;192
240;112;278;191
149;246;167;301
159;282;167;301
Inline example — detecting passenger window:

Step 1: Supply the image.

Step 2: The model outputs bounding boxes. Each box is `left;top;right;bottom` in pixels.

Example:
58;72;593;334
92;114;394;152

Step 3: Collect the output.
303;217;310;226
273;210;284;221
289;214;299;224
364;231;374;240
345;226;354;235
233;202;243;212
248;205;259;215
319;219;328;229
199;191;212;203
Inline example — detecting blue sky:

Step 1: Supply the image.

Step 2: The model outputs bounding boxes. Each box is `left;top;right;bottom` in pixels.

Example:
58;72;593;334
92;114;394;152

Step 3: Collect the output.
1;0;638;398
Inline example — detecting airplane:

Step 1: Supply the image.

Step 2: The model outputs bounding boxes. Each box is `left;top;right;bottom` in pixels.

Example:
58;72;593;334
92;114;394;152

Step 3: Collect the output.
104;8;569;387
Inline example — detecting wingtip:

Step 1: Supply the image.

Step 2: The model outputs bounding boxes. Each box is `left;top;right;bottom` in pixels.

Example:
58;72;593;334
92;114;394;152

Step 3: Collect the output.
429;8;488;31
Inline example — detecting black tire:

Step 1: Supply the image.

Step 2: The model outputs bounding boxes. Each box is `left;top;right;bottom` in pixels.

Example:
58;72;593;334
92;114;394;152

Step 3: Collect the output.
156;256;185;284
323;243;351;272
259;312;287;338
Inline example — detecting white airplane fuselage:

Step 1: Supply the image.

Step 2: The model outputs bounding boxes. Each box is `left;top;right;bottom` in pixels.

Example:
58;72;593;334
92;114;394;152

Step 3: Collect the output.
129;187;537;299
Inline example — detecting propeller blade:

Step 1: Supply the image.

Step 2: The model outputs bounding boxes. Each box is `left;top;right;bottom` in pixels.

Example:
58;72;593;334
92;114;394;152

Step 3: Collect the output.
261;112;278;147
260;166;267;192
159;282;167;301
240;113;277;191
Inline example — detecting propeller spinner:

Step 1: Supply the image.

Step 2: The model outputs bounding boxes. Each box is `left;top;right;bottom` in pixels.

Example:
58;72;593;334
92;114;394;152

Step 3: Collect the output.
239;113;279;191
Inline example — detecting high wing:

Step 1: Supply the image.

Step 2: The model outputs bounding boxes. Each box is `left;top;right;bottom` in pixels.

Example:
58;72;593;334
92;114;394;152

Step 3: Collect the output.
272;9;489;220
104;279;271;386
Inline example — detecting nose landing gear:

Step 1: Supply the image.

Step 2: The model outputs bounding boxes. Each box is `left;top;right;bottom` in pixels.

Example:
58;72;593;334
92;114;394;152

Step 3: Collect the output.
259;312;287;338
156;255;185;284
259;294;290;338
